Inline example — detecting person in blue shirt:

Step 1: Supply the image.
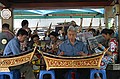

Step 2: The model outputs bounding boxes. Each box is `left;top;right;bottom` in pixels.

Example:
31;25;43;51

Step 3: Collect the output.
3;28;36;79
57;26;88;56
57;26;89;79
3;28;28;55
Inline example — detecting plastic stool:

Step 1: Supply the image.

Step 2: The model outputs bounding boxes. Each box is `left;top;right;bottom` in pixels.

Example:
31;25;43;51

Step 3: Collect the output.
90;69;107;79
39;70;55;79
0;69;20;79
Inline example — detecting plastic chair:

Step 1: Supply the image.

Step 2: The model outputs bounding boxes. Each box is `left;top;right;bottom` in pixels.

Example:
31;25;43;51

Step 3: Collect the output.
39;70;55;79
90;69;107;79
0;69;20;79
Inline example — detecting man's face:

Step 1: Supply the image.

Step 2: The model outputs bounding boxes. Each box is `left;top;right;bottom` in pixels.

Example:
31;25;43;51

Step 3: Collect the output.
67;30;76;41
19;35;27;43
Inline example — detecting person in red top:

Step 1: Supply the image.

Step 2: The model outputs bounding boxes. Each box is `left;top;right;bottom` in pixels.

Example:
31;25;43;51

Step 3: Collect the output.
99;28;118;64
96;28;118;79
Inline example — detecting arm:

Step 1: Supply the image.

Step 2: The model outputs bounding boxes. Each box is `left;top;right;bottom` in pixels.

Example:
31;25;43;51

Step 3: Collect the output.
9;40;21;55
82;44;88;54
78;42;88;56
57;43;65;56
98;44;112;56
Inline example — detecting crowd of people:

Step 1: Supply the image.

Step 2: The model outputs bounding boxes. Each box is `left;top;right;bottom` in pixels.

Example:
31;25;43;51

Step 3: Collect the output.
1;20;119;79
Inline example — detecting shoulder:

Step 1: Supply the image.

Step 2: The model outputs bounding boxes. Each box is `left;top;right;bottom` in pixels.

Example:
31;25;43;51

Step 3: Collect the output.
110;38;118;45
56;40;62;44
110;38;116;40
9;37;18;43
2;30;14;36
75;40;86;47
110;38;117;42
59;40;68;46
62;40;69;43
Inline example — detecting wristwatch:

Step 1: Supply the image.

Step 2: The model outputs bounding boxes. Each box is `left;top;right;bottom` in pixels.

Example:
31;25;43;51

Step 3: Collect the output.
1;8;11;19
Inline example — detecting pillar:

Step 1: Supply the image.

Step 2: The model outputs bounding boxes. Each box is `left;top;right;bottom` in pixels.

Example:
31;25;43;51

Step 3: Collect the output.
1;8;13;31
104;6;113;28
117;5;120;63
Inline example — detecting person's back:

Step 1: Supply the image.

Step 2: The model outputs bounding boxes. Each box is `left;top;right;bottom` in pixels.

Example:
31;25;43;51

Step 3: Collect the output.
3;37;20;56
2;23;14;39
0;23;14;54
2;30;14;40
2;23;14;44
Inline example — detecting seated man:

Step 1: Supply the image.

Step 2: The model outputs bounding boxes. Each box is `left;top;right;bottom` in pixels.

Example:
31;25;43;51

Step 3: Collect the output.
58;26;88;56
57;26;89;79
3;28;36;79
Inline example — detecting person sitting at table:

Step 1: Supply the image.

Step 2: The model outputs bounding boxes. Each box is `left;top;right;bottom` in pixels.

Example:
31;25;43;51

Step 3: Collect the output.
94;28;118;79
31;34;41;49
57;26;89;79
3;28;36;79
30;34;42;73
58;26;88;56
43;31;62;55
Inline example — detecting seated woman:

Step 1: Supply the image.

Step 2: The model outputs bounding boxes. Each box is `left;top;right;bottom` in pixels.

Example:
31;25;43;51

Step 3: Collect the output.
31;34;41;49
44;31;62;55
95;28;118;79
30;34;45;72
99;29;118;65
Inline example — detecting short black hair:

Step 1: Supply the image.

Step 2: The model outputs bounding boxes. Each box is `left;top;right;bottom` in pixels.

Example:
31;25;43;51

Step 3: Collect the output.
31;34;39;40
88;28;96;34
21;20;29;27
2;23;9;29
48;31;59;37
101;28;114;35
16;28;28;36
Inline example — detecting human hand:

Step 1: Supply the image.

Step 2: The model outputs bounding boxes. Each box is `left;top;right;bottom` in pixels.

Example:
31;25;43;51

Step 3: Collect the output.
78;52;87;56
52;44;56;50
98;44;105;50
98;44;102;48
59;51;64;56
